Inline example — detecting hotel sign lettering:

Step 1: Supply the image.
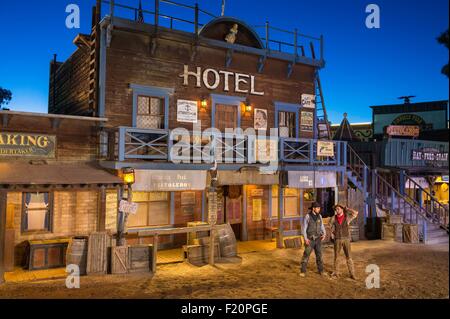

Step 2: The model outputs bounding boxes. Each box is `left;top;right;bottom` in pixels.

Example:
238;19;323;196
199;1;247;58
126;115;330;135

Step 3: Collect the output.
0;132;56;158
179;65;264;96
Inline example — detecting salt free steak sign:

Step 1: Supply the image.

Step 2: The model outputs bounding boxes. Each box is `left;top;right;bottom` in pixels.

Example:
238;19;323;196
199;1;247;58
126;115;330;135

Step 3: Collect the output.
0;132;56;158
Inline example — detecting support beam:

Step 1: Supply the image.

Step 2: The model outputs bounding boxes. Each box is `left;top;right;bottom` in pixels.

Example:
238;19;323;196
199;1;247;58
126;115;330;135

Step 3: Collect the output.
257;55;266;73
277;178;284;249
97;186;107;231
0;190;7;284
225;49;233;67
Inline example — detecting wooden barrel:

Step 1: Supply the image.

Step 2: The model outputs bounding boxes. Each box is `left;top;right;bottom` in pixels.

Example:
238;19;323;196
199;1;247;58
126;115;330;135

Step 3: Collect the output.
66;237;88;275
215;223;237;257
350;225;360;242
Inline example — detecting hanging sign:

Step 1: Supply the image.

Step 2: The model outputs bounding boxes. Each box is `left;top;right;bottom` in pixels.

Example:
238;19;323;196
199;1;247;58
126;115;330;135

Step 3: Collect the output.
301;94;316;109
177;99;198;123
386;125;419;137
0;132;56;158
317;141;335;157
119;200;138;215
288;171;337;189
207;190;218;225
133;170;207;191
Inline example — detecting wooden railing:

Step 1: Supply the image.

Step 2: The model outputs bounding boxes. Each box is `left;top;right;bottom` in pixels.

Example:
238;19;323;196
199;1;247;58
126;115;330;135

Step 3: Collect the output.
403;173;449;231
280;138;347;166
99;0;324;60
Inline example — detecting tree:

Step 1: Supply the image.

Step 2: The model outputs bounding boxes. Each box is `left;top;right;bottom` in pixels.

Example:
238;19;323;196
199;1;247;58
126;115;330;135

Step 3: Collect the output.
437;29;449;78
0;87;12;107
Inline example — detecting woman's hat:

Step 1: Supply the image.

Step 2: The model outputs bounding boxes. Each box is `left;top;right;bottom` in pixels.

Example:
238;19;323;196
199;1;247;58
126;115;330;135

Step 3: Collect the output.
333;203;346;211
309;202;321;210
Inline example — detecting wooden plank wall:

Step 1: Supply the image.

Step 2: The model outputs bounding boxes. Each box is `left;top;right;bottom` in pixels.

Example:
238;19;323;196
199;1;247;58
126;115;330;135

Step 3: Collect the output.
48;46;91;116
105;30;316;137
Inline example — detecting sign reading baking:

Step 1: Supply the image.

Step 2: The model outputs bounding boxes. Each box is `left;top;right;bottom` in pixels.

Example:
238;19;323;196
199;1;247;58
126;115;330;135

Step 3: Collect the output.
0;132;56;158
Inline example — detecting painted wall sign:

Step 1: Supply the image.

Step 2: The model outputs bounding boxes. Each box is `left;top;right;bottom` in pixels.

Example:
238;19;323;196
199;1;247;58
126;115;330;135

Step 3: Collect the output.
300;111;314;132
411;148;448;163
317;141;335;157
177;99;198;123
288;171;337;189
301;94;315;109
253;138;278;163
0;132;56;158
179;65;264;96
386;125;420;137
250;189;264;197
252;198;263;221
133;170;207;191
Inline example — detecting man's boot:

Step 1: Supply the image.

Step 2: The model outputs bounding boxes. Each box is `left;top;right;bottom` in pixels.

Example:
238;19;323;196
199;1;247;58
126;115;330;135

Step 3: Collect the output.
347;258;356;280
331;258;339;278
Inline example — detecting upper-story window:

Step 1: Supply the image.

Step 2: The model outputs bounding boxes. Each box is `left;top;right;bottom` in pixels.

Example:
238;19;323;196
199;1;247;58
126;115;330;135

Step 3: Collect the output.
22;192;53;233
137;96;165;130
278;111;296;138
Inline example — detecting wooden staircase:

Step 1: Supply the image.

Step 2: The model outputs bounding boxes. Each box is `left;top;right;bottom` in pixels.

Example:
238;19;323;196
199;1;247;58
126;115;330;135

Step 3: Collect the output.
347;145;449;244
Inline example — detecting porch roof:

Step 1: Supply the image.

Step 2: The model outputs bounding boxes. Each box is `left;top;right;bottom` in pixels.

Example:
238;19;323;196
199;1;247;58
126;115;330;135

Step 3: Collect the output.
0;161;122;187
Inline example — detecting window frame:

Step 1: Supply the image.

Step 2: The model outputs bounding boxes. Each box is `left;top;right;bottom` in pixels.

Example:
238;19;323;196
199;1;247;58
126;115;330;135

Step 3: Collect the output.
274;102;301;139
127;192;171;228
21;191;54;234
130;84;174;130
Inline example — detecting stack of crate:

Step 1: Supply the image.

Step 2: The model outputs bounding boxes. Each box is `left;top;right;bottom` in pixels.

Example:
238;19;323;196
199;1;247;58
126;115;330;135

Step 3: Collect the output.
381;215;403;242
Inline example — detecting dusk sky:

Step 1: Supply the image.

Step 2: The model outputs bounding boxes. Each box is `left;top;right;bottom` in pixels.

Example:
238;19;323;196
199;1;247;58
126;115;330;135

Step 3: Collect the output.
0;0;448;123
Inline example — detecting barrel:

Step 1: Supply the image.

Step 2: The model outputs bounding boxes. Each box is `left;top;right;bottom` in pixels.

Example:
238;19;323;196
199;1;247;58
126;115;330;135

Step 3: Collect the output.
350;225;360;242
66;237;88;275
216;223;237;257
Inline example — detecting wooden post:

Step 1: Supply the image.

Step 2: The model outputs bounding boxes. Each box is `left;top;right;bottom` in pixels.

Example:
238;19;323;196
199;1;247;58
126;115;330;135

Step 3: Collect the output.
0;190;7;284
265;21;270;50
154;0;159;28
194;3;199;35
152;234;158;273
97;185;107;231
277;175;284;249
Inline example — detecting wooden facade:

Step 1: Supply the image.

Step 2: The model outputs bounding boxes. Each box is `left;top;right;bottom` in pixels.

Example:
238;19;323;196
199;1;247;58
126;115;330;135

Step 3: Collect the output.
35;1;350;254
0;112;122;270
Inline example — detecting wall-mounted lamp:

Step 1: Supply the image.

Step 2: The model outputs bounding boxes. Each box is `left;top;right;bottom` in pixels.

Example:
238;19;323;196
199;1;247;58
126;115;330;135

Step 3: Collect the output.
121;167;135;185
200;98;208;110
243;98;252;115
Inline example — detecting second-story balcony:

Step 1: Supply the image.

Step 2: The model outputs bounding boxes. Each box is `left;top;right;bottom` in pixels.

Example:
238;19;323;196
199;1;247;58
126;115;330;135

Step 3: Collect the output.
104;127;347;169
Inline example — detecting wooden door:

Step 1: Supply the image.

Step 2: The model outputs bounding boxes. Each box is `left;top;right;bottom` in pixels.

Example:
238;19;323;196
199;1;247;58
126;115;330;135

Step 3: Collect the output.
215;104;238;132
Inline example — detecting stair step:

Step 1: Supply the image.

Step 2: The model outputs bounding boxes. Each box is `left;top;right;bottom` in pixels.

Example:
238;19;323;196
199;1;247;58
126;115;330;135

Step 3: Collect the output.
425;237;449;245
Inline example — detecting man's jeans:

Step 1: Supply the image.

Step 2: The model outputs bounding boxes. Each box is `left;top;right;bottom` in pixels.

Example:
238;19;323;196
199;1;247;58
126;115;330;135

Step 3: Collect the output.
300;238;324;273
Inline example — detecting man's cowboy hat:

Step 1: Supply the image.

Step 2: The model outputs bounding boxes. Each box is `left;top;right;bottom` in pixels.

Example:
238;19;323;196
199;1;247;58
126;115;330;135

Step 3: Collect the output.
309;202;321;210
333;203;346;211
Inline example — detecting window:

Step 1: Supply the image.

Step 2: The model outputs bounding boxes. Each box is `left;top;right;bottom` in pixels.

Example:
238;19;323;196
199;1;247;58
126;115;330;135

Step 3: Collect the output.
127;192;170;227
136;96;165;129
271;186;300;217
278;111;296;138
22;192;53;232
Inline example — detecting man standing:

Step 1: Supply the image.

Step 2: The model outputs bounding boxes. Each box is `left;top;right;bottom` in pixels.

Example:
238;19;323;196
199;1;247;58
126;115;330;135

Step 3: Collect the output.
300;202;326;277
330;204;358;280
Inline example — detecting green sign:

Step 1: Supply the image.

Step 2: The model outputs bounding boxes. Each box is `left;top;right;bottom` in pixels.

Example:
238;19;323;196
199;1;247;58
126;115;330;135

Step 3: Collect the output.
0;132;56;158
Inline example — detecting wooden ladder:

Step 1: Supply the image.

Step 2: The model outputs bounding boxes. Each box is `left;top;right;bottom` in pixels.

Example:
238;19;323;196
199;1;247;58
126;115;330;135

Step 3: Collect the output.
310;43;332;140
88;2;101;116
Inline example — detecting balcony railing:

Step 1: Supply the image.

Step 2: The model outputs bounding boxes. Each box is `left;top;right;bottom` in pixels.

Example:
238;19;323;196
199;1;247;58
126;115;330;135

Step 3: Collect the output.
108;127;347;167
280;138;347;166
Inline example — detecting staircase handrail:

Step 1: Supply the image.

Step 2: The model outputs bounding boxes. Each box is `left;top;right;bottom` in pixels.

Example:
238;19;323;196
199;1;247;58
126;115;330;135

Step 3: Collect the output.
403;173;449;229
347;145;369;180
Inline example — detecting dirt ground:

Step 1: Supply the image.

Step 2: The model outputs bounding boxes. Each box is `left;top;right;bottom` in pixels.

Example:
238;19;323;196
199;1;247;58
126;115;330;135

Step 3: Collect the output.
0;240;448;299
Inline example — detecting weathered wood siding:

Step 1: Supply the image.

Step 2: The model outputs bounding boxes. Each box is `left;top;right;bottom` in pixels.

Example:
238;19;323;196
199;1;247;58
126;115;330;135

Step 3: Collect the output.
48;46;91;116
104;29;316;138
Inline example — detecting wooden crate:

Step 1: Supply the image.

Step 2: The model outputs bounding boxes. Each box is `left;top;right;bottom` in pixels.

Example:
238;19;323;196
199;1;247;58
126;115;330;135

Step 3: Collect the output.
26;239;69;270
187;221;210;245
283;236;302;249
381;223;403;242
128;245;153;273
403;224;419;244
386;214;403;224
111;246;129;274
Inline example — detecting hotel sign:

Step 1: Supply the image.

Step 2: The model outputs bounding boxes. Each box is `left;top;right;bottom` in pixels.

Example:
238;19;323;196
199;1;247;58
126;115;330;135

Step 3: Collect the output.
0;132;56;158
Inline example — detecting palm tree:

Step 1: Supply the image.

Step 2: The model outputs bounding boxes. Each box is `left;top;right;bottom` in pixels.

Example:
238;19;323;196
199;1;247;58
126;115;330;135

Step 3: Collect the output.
437;29;449;78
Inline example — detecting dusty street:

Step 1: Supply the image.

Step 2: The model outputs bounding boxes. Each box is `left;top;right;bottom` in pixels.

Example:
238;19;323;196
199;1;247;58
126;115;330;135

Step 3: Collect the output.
0;240;448;299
